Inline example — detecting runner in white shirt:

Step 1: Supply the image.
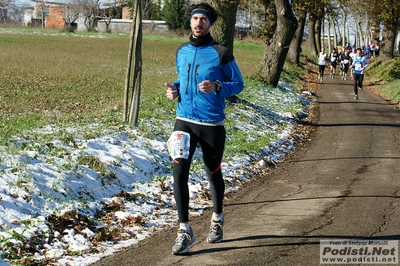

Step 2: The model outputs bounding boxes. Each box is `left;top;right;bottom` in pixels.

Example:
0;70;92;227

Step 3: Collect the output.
317;47;327;83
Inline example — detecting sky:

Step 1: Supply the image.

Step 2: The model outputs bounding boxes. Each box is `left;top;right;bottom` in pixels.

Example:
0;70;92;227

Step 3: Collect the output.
0;69;313;266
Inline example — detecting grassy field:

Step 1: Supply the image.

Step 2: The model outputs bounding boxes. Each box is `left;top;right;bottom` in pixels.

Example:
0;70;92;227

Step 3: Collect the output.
0;28;310;265
0;29;269;146
1;27;398;147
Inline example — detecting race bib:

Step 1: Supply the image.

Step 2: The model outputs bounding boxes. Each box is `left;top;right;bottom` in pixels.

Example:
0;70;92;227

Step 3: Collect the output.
344;59;349;64
355;62;362;71
167;131;191;160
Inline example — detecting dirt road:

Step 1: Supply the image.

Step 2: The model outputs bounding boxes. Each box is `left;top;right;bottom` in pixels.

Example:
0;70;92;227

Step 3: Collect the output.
92;73;400;266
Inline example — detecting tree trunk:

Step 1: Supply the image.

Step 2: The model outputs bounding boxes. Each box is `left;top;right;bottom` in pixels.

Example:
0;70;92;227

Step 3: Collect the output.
259;0;298;87
341;7;347;45
332;19;338;48
355;15;361;47
287;13;306;65
307;14;318;56
207;0;240;53
381;18;398;59
315;18;322;51
365;12;370;45
327;17;332;52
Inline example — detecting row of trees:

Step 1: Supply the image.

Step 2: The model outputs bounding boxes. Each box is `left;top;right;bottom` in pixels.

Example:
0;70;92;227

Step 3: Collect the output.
3;0;397;124
125;0;399;125
159;0;399;87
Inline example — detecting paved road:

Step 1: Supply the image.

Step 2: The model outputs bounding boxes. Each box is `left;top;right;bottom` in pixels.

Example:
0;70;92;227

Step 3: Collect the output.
92;73;400;266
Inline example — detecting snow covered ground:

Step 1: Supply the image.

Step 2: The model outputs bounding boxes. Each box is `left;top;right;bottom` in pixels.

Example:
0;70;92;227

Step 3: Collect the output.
0;81;313;265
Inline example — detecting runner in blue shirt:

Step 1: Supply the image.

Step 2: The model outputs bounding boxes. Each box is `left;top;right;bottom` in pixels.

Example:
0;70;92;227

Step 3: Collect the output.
350;48;369;99
165;2;244;255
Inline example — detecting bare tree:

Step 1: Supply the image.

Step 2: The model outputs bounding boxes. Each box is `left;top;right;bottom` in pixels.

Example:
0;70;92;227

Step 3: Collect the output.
77;0;100;31
0;0;11;8
64;0;81;29
340;3;348;45
37;0;46;28
142;0;155;19
100;0;124;33
0;0;11;22
327;15;332;52
6;1;30;24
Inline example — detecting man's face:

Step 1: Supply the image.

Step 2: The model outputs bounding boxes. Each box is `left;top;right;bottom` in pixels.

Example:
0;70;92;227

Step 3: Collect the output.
190;13;211;38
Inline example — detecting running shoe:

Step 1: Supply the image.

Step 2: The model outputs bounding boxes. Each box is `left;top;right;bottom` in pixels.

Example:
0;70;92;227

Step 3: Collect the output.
206;220;224;243
172;227;196;255
354;95;358;100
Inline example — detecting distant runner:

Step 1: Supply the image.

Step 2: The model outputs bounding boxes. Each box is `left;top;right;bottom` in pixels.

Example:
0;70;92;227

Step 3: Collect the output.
317;47;327;83
350;48;369;100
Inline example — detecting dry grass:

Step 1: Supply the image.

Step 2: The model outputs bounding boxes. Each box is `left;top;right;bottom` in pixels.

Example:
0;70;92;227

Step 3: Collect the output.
0;30;264;144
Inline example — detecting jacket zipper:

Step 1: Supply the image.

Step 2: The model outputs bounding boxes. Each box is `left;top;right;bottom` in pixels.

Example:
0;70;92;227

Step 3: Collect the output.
194;64;200;95
185;63;191;94
190;48;199;114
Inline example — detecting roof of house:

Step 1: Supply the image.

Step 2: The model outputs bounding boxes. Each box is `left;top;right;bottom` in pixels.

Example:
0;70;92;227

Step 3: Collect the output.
31;0;68;4
30;0;126;8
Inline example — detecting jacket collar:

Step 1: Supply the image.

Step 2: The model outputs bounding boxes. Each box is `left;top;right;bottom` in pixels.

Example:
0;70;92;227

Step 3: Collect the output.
190;32;214;47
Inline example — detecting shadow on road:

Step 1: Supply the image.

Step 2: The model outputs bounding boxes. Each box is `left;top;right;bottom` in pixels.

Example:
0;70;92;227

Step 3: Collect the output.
190;234;400;255
225;194;400;208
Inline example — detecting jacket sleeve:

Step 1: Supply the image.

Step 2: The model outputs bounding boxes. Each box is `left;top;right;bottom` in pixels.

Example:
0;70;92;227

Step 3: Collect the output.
217;59;244;98
171;44;186;90
215;48;244;98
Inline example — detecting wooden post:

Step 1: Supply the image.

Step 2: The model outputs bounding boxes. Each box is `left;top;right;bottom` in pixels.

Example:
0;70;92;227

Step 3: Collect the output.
123;0;142;126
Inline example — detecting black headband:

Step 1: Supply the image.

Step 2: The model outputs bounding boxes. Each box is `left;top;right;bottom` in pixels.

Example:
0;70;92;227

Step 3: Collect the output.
191;8;213;25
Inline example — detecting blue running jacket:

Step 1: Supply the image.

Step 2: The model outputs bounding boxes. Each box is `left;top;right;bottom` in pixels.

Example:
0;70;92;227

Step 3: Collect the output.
172;40;244;123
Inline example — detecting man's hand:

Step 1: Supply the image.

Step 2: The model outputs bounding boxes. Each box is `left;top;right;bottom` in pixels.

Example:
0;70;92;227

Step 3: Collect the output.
198;80;216;93
165;83;179;100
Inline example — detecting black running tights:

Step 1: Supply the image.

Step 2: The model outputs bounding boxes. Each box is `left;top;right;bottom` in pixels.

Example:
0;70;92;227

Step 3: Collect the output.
354;73;364;95
172;119;226;223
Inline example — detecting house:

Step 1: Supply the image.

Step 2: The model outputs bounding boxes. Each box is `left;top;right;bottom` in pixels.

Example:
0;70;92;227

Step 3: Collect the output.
23;0;250;35
27;0;68;29
25;0;87;31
